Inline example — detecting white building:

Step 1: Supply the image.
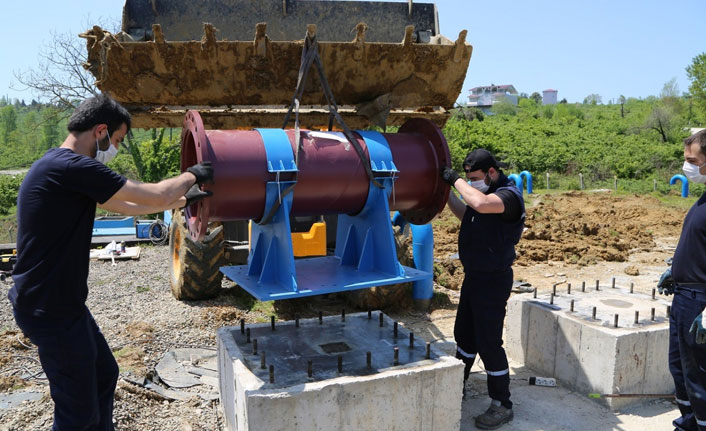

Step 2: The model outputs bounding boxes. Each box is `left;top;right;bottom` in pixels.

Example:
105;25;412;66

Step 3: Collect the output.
468;84;519;112
542;89;558;105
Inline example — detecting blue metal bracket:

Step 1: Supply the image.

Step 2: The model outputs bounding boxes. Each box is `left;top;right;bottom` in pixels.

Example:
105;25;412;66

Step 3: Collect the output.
220;130;431;301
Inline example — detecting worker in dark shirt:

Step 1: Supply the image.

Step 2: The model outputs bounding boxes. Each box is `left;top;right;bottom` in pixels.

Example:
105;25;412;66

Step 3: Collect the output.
441;148;525;430
659;129;706;431
8;94;213;431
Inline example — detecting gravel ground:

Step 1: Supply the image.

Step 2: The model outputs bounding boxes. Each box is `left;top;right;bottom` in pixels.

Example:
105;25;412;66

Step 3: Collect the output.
0;245;236;431
0;244;430;431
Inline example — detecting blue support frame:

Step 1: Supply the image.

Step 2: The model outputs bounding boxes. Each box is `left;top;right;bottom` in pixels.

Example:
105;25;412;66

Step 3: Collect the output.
220;130;432;301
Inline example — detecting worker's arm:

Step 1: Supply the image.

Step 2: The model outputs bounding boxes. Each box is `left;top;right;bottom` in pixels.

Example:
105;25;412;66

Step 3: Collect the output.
446;190;467;221
98;196;186;216
453;178;505;214
103;161;213;208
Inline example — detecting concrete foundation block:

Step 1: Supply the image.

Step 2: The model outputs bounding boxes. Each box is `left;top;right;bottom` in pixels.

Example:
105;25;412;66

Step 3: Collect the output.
505;289;671;410
218;312;464;431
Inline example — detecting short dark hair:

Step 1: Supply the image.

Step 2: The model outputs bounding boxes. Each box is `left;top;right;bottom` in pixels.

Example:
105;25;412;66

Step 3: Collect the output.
67;94;131;135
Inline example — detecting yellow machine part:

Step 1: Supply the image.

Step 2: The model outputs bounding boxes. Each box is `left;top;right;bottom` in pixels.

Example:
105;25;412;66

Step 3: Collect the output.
248;222;327;258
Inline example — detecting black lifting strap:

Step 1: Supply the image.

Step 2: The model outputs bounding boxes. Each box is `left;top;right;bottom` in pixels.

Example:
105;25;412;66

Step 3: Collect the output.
282;31;384;190
260;31;386;226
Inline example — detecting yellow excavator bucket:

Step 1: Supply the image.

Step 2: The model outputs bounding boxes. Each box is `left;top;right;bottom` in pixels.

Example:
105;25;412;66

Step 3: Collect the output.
81;0;472;129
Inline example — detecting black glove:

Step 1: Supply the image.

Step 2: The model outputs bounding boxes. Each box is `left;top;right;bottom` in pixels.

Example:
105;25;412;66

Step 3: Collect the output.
441;166;461;187
183;185;213;208
657;268;675;296
186;161;214;185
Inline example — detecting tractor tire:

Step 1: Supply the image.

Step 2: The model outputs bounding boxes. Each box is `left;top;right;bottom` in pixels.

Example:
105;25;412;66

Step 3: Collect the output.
344;226;415;310
169;209;225;300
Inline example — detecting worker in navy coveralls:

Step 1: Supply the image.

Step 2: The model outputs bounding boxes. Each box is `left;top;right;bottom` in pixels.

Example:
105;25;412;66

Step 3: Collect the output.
441;149;525;430
8;95;214;431
658;129;706;431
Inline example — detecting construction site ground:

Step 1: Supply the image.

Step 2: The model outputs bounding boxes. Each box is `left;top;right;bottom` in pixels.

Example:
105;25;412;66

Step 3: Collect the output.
0;190;693;430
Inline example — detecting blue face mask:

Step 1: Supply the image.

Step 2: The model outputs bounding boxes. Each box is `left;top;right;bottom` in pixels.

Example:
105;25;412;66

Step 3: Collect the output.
95;130;118;164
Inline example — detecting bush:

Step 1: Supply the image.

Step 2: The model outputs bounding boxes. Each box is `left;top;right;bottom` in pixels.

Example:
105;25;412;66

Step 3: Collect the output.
0;174;24;215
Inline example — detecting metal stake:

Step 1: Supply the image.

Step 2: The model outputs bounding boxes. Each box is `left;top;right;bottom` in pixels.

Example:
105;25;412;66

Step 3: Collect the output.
630;282;634;294
612;277;616;289
307;360;313;378
253;339;258;355
592;307;597;320
533;288;537;299
596;280;600;291
652;289;656;300
426;342;431;359
271;316;276;331
550;293;555;305
269;365;274;383
635;311;639;324
295;314;300;328
342;308;346;322
240;319;245;334
582;281;586;292
366;352;372;369
379;312;384;327
567;283;571;294
319;311;323;325
260;351;266;369
394;347;399;365
246;327;251;343
394;322;398;338
651;308;656;321
614;314;619;328
552;284;557;296
368;309;372;319
570;299;574;312
409;332;414;348
337;355;343;373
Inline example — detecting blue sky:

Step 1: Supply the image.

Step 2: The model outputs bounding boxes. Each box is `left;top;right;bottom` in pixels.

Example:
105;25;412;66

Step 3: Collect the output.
0;0;703;105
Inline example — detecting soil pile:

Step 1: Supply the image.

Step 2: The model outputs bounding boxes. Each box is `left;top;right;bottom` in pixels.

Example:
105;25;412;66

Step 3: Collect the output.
432;191;687;290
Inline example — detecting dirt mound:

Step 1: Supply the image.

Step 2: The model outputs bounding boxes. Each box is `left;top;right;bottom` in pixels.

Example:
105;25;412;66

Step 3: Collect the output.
432;192;687;289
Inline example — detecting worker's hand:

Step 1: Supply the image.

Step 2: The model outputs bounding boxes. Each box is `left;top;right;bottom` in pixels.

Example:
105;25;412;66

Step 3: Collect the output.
657;268;675;296
183;184;213;208
186;161;214;185
690;313;706;344
441;166;461;187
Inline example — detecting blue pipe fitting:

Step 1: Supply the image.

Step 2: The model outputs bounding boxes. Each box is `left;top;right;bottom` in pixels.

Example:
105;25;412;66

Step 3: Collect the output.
508;174;522;190
520;171;533;194
670;174;689;198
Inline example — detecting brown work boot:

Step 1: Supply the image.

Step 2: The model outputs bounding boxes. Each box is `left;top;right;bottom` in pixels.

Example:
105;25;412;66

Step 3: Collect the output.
474;404;513;430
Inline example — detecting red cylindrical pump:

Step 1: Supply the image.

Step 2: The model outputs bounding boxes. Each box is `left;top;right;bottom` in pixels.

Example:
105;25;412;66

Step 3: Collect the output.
181;111;451;239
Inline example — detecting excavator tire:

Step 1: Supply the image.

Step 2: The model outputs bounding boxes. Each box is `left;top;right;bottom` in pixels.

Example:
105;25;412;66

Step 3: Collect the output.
344;226;415;310
169;209;225;300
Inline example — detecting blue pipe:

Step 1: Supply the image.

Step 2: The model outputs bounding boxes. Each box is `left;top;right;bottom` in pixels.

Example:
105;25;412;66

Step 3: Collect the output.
520;171;533;194
391;212;434;302
507;174;522;191
670;174;689;198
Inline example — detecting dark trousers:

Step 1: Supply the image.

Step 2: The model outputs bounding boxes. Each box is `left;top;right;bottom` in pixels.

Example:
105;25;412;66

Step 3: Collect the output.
454;268;513;409
13;306;118;431
669;287;706;431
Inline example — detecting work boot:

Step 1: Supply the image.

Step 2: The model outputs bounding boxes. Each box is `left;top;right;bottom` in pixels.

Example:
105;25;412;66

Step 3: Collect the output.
474;404;513;430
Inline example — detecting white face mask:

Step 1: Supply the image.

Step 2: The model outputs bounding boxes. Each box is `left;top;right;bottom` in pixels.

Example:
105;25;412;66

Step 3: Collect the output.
95;130;118;164
683;161;706;183
469;173;490;193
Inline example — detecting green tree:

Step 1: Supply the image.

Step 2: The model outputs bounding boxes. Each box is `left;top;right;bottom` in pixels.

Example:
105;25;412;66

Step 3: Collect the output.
0;106;17;146
530;92;542;105
583;94;602;105
686;53;706;121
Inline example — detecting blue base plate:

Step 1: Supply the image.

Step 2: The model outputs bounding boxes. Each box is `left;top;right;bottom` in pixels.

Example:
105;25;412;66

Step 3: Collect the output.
220;256;431;301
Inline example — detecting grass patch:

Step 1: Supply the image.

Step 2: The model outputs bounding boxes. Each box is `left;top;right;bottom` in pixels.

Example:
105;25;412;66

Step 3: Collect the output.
136;286;150;293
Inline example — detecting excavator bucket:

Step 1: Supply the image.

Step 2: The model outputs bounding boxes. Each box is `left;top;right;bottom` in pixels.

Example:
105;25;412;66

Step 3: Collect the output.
81;0;472;129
